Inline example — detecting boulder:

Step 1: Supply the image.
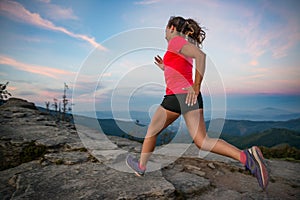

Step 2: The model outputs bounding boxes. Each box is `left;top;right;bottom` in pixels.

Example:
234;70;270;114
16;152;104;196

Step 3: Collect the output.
0;98;37;110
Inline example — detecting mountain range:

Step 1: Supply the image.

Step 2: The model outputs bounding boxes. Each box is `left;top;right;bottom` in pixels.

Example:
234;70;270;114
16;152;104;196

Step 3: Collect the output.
74;114;300;149
207;117;300;136
222;128;300;149
222;107;300;121
37;106;300;149
75;107;300;124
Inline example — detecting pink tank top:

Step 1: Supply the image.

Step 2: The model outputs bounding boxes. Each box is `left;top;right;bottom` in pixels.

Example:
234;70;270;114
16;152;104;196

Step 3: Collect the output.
163;36;193;95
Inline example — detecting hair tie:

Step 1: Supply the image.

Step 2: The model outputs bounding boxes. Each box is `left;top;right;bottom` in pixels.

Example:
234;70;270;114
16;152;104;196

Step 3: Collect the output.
186;28;194;36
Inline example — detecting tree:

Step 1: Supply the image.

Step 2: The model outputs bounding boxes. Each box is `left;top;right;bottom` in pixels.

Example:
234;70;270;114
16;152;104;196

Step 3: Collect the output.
52;98;58;112
45;101;50;113
46;83;72;121
62;82;69;121
0;81;11;101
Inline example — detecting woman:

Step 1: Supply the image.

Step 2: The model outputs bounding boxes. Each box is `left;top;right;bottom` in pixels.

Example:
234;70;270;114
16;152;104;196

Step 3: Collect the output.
127;16;269;190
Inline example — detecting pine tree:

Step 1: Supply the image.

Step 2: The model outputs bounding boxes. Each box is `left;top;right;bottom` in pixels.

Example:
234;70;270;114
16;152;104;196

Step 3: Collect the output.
0;81;12;101
62;82;69;121
45;101;50;113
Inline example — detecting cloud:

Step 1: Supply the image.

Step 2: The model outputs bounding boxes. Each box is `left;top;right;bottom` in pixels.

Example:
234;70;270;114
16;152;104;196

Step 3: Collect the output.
0;54;75;79
134;0;161;5
10;82;72;107
0;0;105;50
0;71;8;77
39;2;78;21
233;3;299;60
249;60;258;66
17;91;39;96
36;0;51;3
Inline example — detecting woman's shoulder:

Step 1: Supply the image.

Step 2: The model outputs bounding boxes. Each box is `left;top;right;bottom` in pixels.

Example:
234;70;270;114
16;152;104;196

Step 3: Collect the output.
168;36;188;52
169;35;187;43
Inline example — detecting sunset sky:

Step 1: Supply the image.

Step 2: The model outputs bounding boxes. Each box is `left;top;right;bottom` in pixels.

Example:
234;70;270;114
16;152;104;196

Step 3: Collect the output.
0;0;299;114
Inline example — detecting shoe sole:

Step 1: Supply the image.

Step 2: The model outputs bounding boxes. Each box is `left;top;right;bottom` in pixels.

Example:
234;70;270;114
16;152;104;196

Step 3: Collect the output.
252;146;269;189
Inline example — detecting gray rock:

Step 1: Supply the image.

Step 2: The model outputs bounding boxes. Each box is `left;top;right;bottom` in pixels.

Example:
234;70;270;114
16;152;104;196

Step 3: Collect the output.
1;98;299;200
2;162;175;200
184;164;206;176
199;188;242;200
43;151;90;165
164;171;210;198
0;98;37;110
207;162;215;169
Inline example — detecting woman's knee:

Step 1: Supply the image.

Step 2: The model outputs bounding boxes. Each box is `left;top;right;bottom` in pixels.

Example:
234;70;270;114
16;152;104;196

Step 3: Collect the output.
193;136;206;149
194;136;219;150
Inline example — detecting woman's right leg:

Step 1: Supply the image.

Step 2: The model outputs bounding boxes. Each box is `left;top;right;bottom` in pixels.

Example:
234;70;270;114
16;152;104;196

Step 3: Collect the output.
139;106;180;167
183;109;241;161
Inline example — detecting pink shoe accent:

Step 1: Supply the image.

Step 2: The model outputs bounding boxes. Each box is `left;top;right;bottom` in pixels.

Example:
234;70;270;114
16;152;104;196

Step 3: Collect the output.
139;163;146;171
240;151;247;165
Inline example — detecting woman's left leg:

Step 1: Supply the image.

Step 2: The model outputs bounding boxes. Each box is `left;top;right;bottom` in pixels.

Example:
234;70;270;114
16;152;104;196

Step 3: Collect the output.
183;109;241;161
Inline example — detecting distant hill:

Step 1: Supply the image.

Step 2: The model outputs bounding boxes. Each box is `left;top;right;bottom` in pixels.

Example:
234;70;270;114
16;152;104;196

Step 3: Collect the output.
79;116;300;149
224;107;300;121
37;106;300;149
207;118;300;136
221;128;300;149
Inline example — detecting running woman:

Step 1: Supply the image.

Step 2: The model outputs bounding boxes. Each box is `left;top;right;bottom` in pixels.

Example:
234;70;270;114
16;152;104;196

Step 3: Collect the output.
127;16;269;190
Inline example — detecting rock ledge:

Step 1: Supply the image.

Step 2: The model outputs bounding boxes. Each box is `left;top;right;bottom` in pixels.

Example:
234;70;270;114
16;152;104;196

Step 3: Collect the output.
0;98;299;199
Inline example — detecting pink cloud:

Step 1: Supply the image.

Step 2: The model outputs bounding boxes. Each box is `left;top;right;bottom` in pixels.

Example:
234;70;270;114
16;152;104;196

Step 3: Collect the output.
0;54;75;79
13;88;65;107
230;67;300;94
40;90;62;99
0;0;106;50
42;4;78;20
249;60;258;66
219;1;299;64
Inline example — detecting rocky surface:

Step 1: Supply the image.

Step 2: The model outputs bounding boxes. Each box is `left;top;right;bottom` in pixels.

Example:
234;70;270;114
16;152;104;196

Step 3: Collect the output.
0;98;299;199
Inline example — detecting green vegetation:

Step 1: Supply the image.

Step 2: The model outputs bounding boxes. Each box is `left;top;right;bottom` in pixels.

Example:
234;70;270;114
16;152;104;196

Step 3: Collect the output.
260;145;300;161
20;141;47;163
54;159;64;165
219;128;300;161
211;118;300;136
222;128;300;149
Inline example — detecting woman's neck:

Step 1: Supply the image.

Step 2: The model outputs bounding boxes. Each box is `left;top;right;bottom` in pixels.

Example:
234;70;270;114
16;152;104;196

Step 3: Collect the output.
167;33;180;42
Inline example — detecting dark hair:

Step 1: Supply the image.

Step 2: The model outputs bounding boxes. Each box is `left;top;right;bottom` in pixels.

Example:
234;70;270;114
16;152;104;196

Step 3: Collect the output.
167;16;206;47
167;16;187;33
184;18;206;47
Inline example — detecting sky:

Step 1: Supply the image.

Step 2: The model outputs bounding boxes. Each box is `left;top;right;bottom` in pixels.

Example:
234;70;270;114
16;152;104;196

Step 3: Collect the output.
0;0;300;114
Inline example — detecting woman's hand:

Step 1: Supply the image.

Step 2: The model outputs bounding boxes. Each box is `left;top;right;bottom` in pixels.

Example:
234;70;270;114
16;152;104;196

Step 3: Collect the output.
182;84;200;106
154;55;164;71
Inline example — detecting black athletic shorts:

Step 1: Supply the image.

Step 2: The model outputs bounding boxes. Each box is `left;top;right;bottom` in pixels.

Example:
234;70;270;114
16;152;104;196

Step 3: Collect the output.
160;93;203;114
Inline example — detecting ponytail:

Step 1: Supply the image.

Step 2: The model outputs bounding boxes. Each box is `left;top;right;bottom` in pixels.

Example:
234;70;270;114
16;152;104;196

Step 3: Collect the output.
183;18;206;48
167;16;206;47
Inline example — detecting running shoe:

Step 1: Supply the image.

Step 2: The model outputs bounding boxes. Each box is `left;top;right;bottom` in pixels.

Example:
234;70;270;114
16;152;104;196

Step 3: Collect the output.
126;154;145;177
244;146;269;190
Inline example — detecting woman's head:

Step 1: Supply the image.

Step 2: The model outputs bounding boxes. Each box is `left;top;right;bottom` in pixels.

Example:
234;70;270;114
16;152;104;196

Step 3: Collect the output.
165;16;186;41
167;16;187;33
166;16;206;47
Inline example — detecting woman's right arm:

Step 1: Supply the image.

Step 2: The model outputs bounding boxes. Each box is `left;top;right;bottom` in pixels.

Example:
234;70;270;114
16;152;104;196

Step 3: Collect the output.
154;55;164;71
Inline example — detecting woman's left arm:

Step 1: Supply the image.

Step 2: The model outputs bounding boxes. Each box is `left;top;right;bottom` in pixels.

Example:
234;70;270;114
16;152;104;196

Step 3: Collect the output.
180;43;206;106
